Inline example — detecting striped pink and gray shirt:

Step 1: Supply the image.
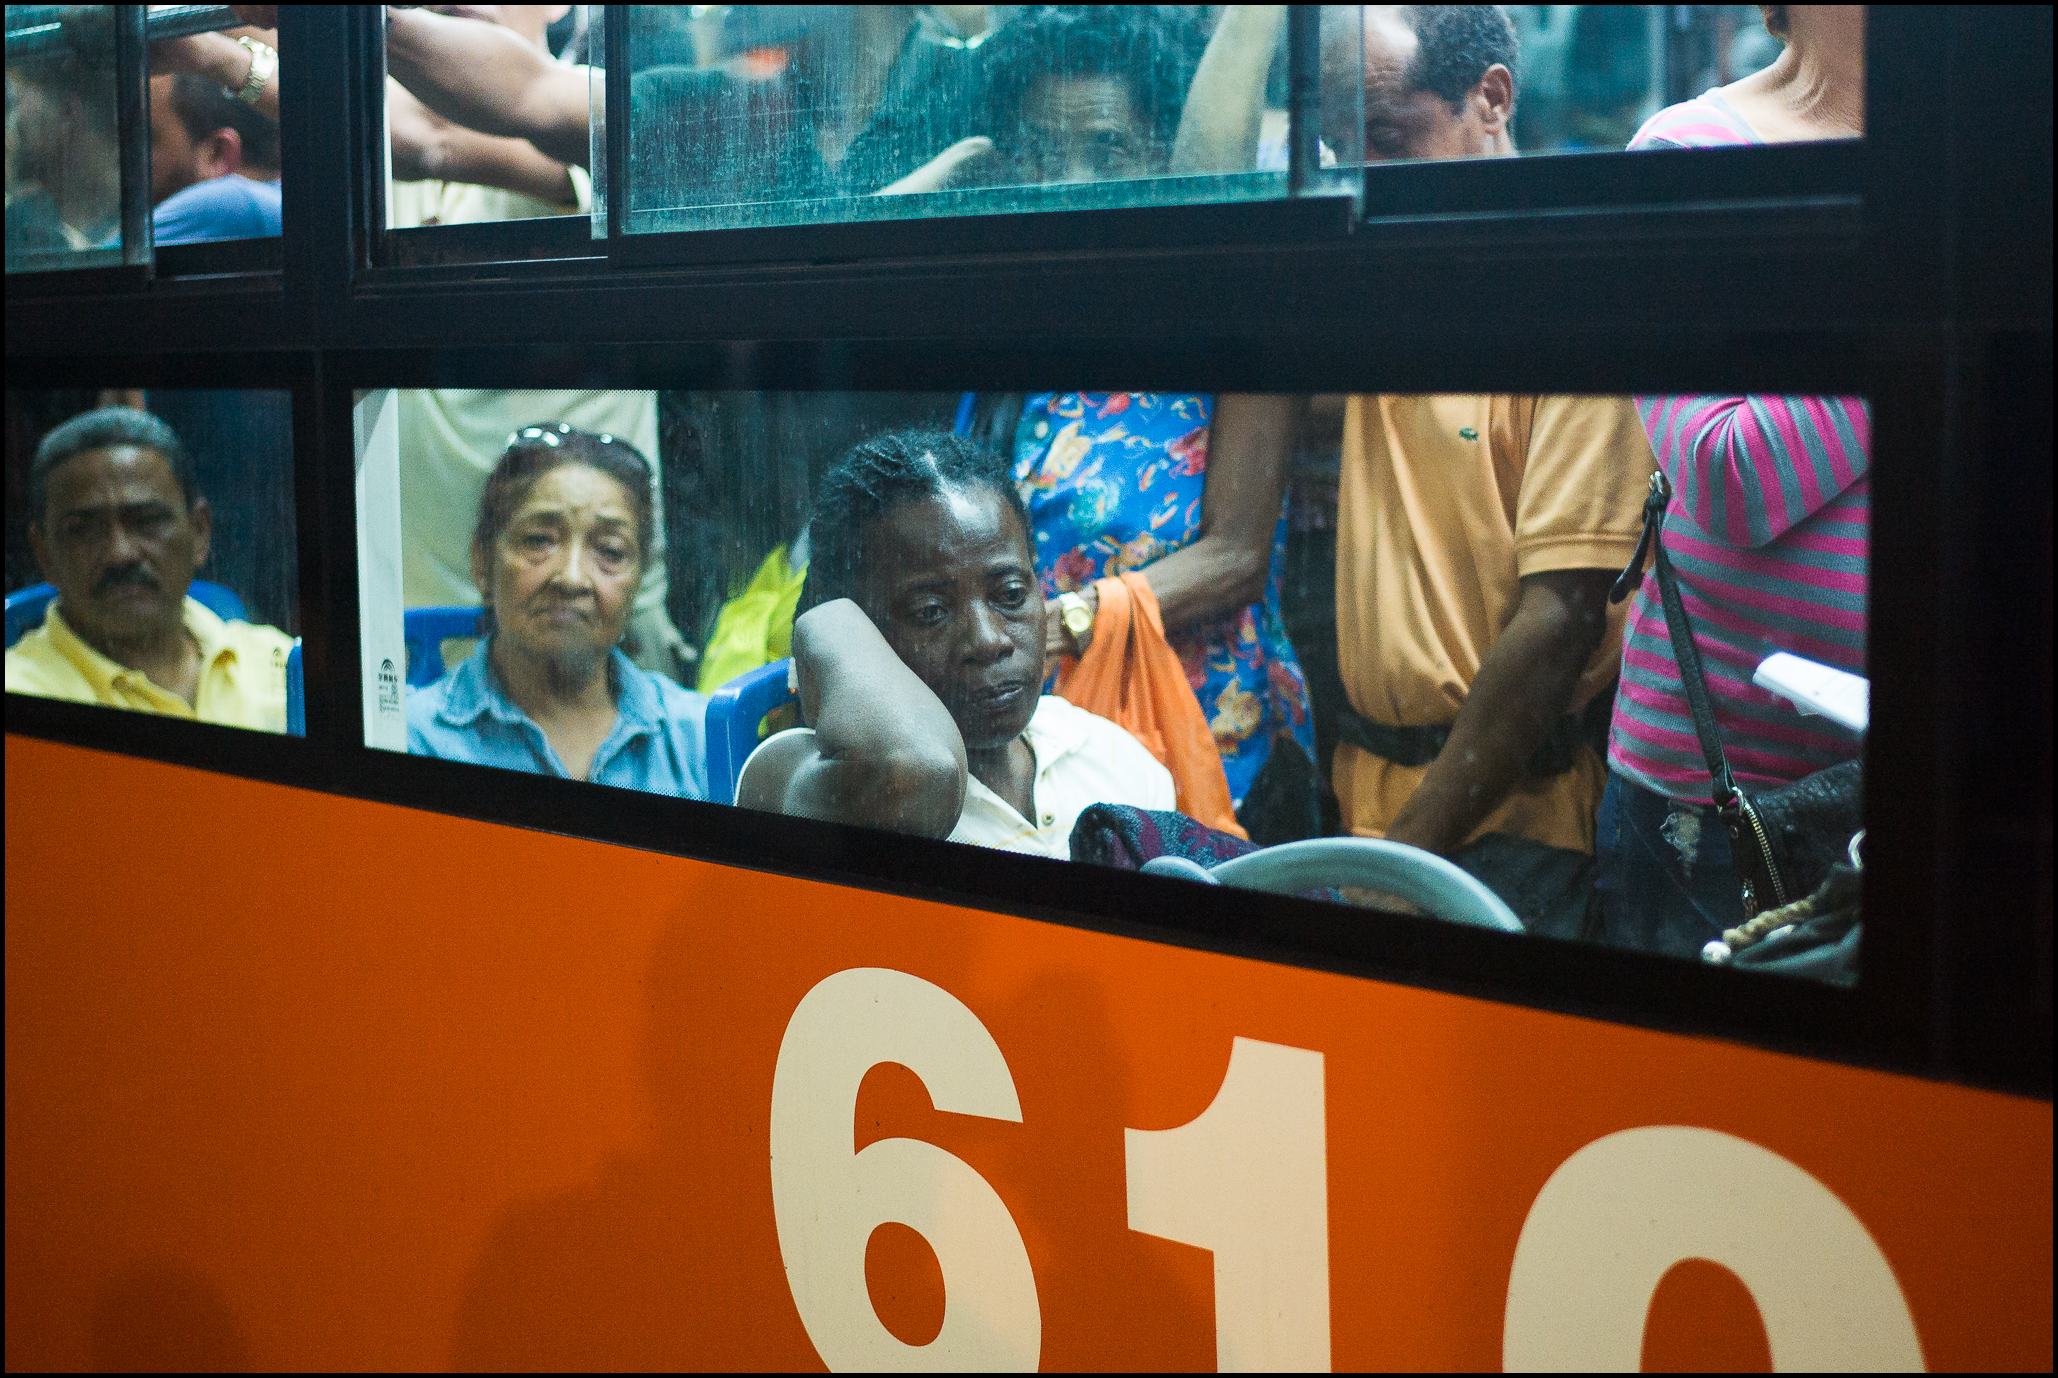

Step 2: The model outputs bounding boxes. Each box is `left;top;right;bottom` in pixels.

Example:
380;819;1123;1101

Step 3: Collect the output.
1608;93;1870;802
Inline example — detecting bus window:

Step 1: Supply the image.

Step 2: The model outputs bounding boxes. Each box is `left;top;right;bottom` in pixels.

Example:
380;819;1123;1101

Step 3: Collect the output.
359;385;1867;982
1327;5;1857;170
7;4;288;268
1514;6;1805;157
370;6;1857;246
5;5;128;272
612;6;1362;237
146;7;282;247
381;5;595;232
5;387;303;736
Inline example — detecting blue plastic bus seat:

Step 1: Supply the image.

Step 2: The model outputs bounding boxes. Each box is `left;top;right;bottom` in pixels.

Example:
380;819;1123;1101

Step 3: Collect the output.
5;579;249;649
1141;837;1524;933
286;641;305;736
402;605;485;687
4;585;59;649
193;581;250;624
704;657;798;806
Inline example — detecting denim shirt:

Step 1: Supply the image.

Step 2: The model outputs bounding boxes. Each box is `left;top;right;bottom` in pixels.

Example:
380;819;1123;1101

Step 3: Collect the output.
406;640;709;801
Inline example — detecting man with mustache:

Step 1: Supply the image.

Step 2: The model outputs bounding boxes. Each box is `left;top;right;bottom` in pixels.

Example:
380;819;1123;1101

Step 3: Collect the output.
7;407;294;731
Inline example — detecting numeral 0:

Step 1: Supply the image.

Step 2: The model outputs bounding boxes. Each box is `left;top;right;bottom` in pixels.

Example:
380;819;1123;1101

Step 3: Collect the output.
1504;1126;1924;1371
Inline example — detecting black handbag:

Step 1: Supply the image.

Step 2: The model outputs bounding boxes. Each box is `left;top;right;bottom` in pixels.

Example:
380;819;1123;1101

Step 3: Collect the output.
1710;833;1865;986
1610;472;1864;919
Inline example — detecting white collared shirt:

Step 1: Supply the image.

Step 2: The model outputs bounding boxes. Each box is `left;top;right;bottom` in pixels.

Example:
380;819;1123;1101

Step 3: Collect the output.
740;695;1173;859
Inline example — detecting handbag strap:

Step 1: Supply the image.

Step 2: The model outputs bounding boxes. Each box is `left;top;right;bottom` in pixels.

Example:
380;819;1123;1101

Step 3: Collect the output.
1610;471;1743;811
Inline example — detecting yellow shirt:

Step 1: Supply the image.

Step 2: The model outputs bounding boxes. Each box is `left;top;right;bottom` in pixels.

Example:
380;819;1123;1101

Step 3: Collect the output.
1335;395;1652;852
695;543;807;695
5;597;294;733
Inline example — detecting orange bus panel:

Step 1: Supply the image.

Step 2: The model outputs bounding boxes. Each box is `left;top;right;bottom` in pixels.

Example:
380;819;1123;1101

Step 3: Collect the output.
6;736;2051;1370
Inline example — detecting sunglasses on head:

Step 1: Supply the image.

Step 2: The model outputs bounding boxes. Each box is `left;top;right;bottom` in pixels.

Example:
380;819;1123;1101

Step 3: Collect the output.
507;421;624;448
505;422;646;464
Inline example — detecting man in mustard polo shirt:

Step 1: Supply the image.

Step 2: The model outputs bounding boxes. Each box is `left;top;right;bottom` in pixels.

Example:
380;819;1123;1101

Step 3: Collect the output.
1166;5;1652;929
6;407;293;731
1334;397;1649;928
1323;7;1651;933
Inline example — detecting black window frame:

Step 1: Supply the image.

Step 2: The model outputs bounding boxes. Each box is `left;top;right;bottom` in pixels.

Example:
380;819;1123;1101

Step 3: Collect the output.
4;3;150;290
5;5;293;289
6;5;2049;1100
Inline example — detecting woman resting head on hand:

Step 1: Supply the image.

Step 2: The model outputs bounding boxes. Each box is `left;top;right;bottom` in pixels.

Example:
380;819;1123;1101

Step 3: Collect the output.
736;430;1172;856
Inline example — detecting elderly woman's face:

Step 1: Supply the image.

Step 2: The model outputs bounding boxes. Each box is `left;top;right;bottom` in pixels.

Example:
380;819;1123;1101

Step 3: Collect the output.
475;461;641;676
857;484;1044;752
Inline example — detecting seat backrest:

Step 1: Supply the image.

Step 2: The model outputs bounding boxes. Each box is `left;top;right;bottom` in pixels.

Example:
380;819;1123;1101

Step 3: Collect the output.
286;641;305;737
188;580;248;623
4;585;57;649
5;579;249;650
402;606;486;687
1142;837;1524;932
704;657;798;806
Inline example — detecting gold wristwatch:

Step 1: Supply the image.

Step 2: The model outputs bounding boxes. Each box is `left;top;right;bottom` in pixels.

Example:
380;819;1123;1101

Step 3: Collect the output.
229;36;277;108
1056;591;1095;651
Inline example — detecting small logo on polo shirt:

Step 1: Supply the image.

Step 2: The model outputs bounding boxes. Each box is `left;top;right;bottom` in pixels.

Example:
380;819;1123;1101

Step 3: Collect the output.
1459;427;1479;441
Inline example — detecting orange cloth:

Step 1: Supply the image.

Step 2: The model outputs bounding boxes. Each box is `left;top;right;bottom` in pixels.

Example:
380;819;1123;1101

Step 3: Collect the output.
1056;573;1247;839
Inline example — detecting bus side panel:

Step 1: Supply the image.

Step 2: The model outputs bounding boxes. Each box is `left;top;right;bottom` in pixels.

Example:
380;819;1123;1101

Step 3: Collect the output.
7;736;2051;1371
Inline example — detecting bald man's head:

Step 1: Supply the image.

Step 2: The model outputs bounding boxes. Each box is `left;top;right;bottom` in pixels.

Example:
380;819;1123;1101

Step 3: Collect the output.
1326;5;1519;163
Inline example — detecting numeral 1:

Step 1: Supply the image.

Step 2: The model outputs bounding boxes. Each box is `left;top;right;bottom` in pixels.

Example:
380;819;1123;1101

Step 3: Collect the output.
1126;1037;1332;1372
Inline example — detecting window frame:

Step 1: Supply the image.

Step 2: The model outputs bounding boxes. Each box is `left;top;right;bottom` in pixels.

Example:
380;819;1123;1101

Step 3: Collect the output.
0;325;1994;1095
6;7;300;286
4;6;2049;1099
597;4;1363;270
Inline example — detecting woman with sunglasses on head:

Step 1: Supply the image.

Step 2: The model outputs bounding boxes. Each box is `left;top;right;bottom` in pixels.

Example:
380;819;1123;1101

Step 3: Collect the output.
406;423;710;798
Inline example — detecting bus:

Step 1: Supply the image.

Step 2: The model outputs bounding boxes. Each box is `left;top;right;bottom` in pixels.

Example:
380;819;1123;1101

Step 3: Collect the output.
6;4;2050;1369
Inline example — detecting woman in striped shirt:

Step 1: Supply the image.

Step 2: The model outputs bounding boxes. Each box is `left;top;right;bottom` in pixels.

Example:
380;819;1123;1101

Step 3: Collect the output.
1596;5;1868;956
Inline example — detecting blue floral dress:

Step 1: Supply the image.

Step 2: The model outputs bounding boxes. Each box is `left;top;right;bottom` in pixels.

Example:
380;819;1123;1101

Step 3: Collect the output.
1012;391;1316;805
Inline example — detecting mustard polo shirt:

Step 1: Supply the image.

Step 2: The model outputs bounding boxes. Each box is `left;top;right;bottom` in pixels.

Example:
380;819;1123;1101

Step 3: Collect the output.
1334;394;1652;853
6;596;294;733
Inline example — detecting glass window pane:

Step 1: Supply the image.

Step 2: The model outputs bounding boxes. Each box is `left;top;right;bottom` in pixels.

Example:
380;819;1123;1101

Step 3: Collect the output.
6;3;127;270
6;387;303;735
1342;5;1863;169
361;383;1867;985
145;5;281;246
620;5;1360;236
1517;5;1820;154
382;5;596;231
